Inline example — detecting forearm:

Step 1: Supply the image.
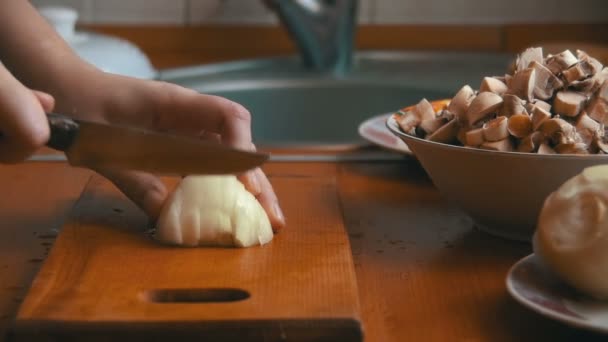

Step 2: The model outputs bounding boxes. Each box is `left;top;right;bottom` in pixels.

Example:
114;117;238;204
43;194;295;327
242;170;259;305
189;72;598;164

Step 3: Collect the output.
0;0;104;115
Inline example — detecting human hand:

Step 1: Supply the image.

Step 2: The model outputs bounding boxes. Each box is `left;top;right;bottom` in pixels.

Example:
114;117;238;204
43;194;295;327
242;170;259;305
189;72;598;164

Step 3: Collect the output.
0;63;55;163
83;73;286;230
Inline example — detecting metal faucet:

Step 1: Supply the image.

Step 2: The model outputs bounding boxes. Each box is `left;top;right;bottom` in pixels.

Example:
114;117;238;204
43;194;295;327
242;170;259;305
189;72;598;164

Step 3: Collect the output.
267;0;358;74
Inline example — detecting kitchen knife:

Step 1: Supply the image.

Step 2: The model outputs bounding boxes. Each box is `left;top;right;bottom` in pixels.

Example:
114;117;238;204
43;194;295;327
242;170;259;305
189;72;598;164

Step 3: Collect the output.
45;113;268;175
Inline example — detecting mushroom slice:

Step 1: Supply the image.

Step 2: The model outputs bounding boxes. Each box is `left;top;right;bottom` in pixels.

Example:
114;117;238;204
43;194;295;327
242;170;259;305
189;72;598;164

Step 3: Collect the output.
517;131;544;153
504;74;513;88
554;142;589;154
419;109;456;138
530;61;564;100
465;127;484;147
482;116;509;142
538;143;557;154
570;76;604;95
516;47;544;71
598;80;608;101
508;67;536;101
588;82;608;123
531;106;552;131
576;112;602;132
456;126;470;146
508;113;533;138
480;77;508;95
480;138;513;152
553;91;587;117
587;97;608;124
426;119;460;144
499;94;527;117
545;50;579;75
576;112;602;145
413;98;437;122
418;117;448;136
396;111;421;135
526;99;552;113
539;118;576;145
563;61;598;85
577;50;604;75
591;136;608;154
466;92;503;125
448;85;476;122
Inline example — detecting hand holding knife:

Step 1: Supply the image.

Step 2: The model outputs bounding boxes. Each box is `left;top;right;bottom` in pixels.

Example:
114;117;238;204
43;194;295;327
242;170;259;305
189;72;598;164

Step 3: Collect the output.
45;113;269;175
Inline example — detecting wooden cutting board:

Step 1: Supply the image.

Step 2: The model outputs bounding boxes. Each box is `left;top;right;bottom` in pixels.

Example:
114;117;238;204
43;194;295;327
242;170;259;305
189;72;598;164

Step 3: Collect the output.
13;174;362;341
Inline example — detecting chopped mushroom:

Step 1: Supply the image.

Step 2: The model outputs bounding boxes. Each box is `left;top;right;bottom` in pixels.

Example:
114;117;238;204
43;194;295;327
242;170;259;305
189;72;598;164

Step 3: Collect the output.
508;67;536;101
538;143;556;154
466;92;503;124
480;138;513;152
517;131;544;153
394;48;608;155
577;50;604;74
563;61;597;85
530;61;563;100
396;111;420;135
545;50;578;75
480;77;508;95
426;119;460;144
418;117;448;136
465;127;484;147
499;94;527;117
591;136;608;154
526;99;552;113
554;142;589;154
508;114;533;138
589;82;608;123
413;98;437;122
482;116;509;142
448;85;476;122
531;106;552;131
539;118;576;145
575;112;602;145
516;47;544;71
553;91;587;117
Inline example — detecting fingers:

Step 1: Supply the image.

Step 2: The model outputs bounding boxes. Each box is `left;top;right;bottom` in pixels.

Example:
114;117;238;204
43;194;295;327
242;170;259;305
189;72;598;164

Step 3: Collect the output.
0;65;51;163
32;90;55;112
150;82;253;151
96;168;168;221
241;167;286;231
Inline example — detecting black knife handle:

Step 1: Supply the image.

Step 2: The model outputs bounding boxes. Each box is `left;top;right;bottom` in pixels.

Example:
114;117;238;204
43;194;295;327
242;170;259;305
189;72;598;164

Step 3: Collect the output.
46;113;80;152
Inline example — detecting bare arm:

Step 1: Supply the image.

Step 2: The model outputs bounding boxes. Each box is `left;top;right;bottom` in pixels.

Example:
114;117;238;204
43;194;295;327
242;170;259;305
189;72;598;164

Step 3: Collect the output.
0;1;286;228
0;0;103;115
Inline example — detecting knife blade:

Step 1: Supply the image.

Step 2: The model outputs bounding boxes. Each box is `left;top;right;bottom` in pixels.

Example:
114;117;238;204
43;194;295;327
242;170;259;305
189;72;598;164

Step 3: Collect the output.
45;113;268;175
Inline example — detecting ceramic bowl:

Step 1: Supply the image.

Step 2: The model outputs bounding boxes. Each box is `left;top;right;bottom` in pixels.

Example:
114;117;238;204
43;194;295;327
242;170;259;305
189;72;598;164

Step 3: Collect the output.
386;99;608;242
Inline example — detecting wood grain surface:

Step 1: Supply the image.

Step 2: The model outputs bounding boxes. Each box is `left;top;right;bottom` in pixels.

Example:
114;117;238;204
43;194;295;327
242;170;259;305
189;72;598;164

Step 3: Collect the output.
2;158;608;341
13;174;362;341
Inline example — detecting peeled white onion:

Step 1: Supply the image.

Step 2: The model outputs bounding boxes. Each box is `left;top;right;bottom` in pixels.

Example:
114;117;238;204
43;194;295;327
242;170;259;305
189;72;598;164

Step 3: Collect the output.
155;175;273;248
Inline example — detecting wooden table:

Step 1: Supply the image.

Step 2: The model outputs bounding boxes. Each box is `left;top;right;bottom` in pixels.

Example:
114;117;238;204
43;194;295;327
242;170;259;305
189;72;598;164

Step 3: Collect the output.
0;149;605;341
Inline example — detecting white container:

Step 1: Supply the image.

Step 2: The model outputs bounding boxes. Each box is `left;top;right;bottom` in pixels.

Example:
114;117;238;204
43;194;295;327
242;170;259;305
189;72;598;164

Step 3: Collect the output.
38;6;157;80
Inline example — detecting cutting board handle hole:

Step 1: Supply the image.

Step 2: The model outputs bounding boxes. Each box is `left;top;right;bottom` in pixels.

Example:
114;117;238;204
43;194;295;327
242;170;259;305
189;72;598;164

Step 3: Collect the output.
142;288;250;303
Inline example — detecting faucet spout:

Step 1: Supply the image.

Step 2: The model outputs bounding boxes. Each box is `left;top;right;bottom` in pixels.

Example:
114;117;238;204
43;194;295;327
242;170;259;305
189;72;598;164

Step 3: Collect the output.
269;0;358;74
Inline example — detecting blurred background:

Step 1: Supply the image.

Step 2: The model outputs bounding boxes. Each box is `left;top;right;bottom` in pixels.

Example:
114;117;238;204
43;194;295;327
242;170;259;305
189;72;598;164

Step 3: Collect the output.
29;0;608;69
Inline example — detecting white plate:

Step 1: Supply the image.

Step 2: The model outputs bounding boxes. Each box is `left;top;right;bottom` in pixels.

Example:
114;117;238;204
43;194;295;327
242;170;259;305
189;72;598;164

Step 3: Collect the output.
358;113;413;155
507;253;608;334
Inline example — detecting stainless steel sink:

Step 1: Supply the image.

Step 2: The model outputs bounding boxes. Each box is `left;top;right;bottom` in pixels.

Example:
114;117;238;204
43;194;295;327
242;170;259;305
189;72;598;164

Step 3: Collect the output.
159;51;514;147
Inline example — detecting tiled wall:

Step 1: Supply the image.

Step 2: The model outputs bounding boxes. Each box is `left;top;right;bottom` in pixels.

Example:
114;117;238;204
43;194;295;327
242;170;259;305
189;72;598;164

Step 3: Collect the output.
30;0;608;25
